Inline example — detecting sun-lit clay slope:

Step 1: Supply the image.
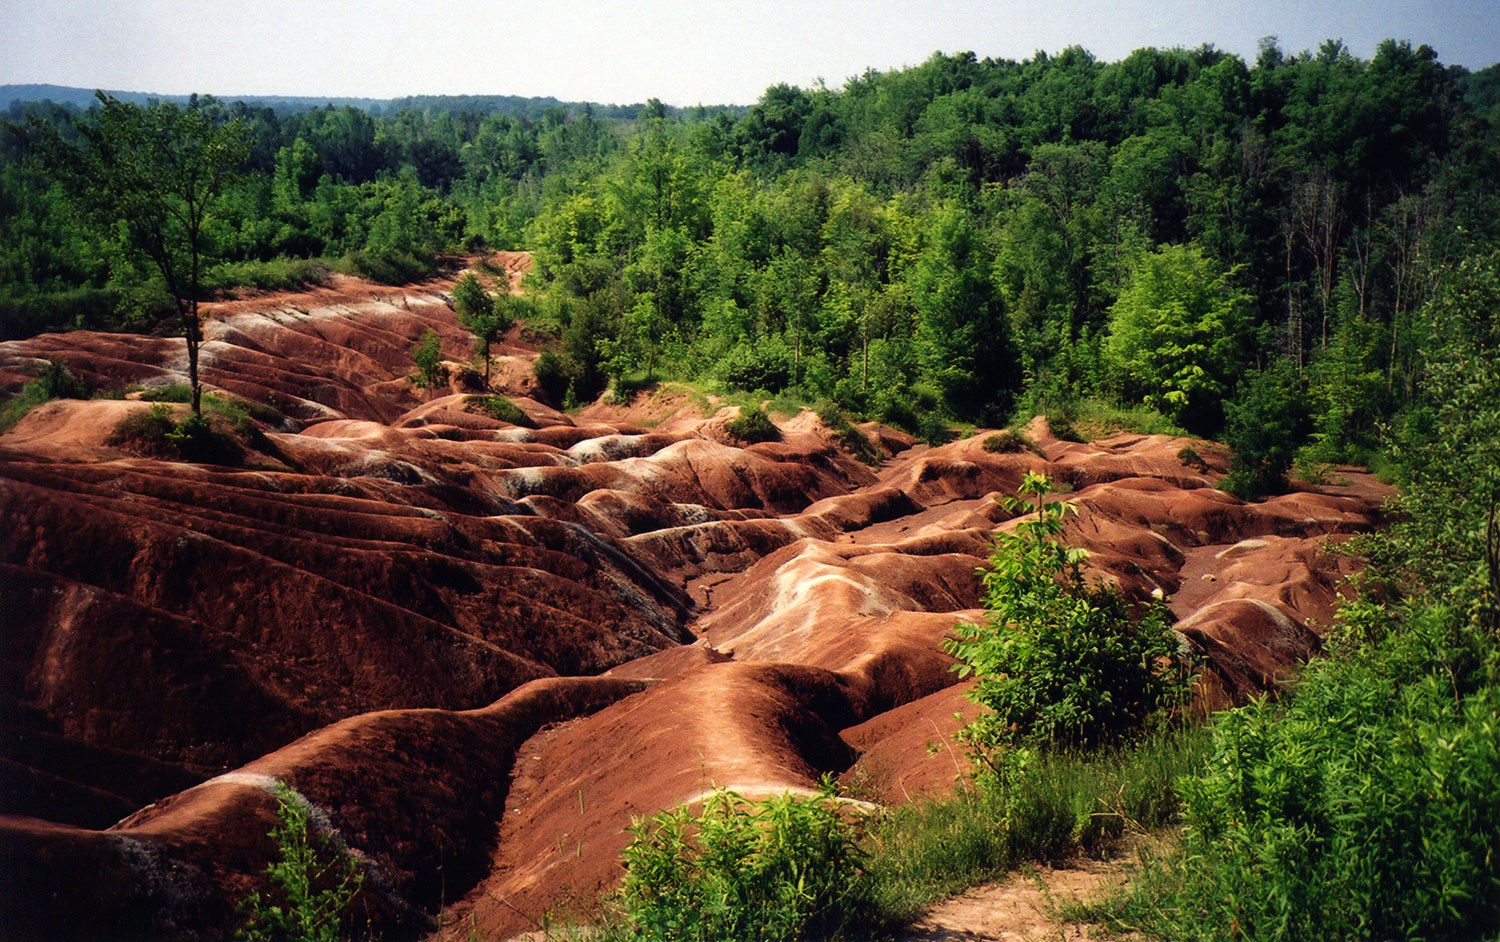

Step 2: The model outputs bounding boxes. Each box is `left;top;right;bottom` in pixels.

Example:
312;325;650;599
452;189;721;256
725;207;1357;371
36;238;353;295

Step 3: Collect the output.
0;265;884;836
0;257;531;424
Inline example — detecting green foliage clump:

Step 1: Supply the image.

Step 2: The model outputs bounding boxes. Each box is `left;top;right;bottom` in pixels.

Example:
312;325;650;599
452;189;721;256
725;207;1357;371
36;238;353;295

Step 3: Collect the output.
239;784;364;942
718;336;794;394
725;404;780;443
1221;359;1311;499
945;473;1192;758
916;411;953;446
468;394;533;427
618;785;870;942
206;258;331;294
1033;399;1185;442
110;403;244;464
0;288;128;341
410;328;446;389
982;429;1042;456
337;248;438;286
1041;410;1084;442
140;384;282;432
814;401;880;465
1176;445;1209;473
138;383;195;403
1116;606;1500;942
452;271;513;387
532;350;571;405
0;359;88;432
1104;244;1250;434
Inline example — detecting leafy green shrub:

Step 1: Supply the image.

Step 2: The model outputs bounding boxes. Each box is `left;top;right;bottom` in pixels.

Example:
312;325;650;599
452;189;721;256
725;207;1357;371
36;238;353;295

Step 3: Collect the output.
917;411;952;446
814;400;879;465
618;785;870;942
138;383;194;403
207;258;330;294
719;336;793;393
533;350;570;404
1221;359;1311;499
140;385;281;432
453;271;513;387
0;287;127;341
110;404;244;464
411;329;445;389
608;372;656;406
983;429;1042;456
113;403;178;444
468;394;534;427
1176;445;1208;472
207;393;283;431
1035;399;1184;441
238;784;364;942
1119;606;1500;941
0;360;88;432
1044;410;1084;442
725;404;780;443
1291;455;1342;486
338;248;437;285
944;473;1192;759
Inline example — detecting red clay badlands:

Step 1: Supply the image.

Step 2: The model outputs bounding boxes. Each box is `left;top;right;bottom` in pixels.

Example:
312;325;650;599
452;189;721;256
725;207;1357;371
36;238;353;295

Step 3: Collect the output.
0;259;1388;940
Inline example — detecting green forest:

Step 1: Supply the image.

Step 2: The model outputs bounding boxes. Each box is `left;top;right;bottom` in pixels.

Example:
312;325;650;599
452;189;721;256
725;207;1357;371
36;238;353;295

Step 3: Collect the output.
6;39;1499;477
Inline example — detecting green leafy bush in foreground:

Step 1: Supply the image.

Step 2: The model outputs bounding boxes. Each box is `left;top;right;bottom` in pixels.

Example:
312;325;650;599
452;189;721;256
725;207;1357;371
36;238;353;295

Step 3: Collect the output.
239;784;365;942
945;472;1193;759
1108;604;1500;941
618;784;870;942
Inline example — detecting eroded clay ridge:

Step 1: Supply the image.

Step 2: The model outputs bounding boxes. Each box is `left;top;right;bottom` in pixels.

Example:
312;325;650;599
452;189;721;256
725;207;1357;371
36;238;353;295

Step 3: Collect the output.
0;263;1388;940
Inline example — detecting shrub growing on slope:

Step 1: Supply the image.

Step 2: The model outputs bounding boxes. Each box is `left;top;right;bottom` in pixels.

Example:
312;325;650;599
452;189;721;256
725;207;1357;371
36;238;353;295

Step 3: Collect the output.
725;403;780;443
1113;604;1500;941
469;393;534;427
239;784;365;942
0;359;88;432
618;784;870;942
945;472;1193;761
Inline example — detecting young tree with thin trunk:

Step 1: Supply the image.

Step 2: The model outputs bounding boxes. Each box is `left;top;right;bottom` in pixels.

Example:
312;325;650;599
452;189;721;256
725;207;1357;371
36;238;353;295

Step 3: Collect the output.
37;93;249;415
452;271;512;387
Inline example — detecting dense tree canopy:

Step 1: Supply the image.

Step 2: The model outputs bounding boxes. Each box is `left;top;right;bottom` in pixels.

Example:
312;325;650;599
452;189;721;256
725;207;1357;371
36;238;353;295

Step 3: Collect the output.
5;42;1499;461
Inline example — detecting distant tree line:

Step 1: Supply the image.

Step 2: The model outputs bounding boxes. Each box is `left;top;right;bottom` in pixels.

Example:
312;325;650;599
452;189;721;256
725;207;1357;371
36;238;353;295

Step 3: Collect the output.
4;40;1499;480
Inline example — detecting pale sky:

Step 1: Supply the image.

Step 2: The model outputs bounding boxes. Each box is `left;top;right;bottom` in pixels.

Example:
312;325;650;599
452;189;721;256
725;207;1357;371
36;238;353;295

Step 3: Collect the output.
2;0;1496;106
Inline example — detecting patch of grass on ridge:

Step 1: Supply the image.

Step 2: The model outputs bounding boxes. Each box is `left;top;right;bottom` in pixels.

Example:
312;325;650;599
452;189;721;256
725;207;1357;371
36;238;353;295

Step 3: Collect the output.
469;393;534;427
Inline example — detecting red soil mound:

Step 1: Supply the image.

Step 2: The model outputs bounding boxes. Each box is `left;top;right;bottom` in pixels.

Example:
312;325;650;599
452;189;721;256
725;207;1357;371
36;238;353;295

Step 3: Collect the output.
0;268;1391;941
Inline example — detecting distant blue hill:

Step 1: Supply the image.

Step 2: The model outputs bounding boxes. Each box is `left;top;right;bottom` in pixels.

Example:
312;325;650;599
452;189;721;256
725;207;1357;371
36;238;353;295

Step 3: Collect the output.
0;83;739;120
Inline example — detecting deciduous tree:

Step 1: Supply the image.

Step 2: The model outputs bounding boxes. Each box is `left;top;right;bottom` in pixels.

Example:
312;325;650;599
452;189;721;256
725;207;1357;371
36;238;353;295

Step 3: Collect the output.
41;94;248;414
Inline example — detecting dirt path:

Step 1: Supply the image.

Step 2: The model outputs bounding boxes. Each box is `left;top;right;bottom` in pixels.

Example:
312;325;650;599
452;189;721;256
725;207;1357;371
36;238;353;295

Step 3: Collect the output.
897;856;1128;942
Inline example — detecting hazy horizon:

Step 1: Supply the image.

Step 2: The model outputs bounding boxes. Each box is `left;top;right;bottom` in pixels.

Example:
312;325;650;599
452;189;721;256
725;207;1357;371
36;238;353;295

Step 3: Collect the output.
2;0;1497;107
